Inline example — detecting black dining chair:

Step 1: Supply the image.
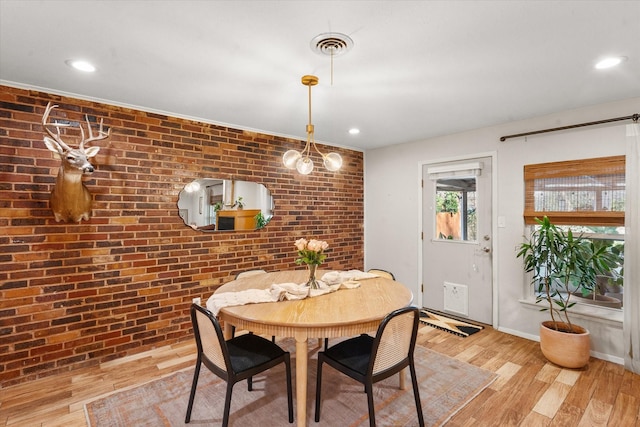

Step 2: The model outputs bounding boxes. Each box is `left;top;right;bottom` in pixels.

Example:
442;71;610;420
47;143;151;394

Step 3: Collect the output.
315;306;424;427
323;268;396;350
185;304;294;427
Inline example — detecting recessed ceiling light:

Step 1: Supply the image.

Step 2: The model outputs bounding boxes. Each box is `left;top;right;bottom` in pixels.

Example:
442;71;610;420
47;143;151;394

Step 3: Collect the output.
65;59;96;72
595;56;627;69
348;128;360;135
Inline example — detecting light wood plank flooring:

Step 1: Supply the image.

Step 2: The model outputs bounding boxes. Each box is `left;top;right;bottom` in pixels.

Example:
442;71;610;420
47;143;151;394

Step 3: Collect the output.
2;325;639;426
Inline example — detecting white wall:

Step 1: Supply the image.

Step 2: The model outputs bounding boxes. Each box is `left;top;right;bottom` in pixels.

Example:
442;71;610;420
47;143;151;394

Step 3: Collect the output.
364;97;639;362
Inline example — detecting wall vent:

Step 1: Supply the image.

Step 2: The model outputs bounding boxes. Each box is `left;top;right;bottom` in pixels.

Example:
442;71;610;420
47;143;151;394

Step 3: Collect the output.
443;282;469;317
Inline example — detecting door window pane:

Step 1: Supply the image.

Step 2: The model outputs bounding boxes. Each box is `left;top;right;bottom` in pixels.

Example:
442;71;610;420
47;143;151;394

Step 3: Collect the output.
435;177;477;241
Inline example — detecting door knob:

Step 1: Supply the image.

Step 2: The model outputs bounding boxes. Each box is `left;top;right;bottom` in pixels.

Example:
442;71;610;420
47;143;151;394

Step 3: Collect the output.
481;246;491;253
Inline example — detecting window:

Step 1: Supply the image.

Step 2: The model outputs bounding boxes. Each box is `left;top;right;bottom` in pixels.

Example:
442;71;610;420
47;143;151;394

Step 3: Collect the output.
524;155;625;310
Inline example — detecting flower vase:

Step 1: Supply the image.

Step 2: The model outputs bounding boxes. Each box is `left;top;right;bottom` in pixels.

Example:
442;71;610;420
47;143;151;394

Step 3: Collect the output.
305;264;320;289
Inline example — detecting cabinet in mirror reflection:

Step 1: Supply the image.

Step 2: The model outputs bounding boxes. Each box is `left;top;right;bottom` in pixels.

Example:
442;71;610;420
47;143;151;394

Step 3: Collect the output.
177;179;273;232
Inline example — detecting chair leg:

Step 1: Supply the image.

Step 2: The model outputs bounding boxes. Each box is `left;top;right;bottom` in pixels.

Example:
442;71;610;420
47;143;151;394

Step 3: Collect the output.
410;362;425;427
324;337;328;350
284;353;294;423
314;353;324;422
248;376;253;391
185;361;201;423
365;383;376;427
222;381;234;427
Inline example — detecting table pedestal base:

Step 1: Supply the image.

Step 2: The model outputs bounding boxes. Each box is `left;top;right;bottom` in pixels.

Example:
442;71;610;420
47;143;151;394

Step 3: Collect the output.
295;334;309;426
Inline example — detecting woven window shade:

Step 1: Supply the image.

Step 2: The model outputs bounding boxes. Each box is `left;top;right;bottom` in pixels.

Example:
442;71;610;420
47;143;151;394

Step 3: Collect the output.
524;155;625;226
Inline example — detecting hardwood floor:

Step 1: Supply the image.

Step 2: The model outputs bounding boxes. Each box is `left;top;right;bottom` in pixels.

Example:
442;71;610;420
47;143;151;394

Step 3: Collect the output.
2;324;639;426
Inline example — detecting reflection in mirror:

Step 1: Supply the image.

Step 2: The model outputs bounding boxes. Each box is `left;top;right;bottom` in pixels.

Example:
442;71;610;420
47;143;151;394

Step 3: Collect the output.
178;179;273;232
435;177;477;241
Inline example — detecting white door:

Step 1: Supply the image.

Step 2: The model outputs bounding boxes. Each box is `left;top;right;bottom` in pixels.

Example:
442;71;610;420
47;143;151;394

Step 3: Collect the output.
422;156;493;324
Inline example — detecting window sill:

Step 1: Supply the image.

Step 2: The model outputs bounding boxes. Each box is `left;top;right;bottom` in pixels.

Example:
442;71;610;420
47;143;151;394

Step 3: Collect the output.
519;298;623;327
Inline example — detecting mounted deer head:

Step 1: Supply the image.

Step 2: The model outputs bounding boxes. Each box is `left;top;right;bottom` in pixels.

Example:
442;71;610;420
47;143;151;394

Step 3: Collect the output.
42;102;110;223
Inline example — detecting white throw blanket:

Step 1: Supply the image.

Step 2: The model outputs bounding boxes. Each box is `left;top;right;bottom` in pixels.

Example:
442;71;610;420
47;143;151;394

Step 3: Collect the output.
206;270;378;315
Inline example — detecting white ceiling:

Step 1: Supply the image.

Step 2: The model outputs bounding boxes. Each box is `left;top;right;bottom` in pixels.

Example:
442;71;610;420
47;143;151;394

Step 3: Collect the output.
1;1;639;151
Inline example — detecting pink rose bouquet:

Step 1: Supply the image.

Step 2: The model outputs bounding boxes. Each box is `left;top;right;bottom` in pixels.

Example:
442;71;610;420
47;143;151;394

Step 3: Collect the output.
294;238;329;265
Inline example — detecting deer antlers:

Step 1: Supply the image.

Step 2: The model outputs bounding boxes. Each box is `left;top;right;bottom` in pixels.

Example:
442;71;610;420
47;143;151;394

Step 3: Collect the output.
42;102;110;151
41;102;111;223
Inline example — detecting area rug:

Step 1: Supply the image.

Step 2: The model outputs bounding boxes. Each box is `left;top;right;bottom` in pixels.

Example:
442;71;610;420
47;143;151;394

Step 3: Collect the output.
420;309;484;338
85;339;495;427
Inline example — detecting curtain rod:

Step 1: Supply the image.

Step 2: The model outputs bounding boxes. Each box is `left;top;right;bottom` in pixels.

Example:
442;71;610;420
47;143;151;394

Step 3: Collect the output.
499;113;639;142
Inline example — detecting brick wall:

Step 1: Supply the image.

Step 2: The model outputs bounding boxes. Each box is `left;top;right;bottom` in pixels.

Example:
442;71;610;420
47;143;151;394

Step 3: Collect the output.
0;85;364;387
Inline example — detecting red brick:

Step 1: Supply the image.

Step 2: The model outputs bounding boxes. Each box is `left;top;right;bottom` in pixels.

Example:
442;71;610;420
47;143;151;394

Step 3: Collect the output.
0;84;364;388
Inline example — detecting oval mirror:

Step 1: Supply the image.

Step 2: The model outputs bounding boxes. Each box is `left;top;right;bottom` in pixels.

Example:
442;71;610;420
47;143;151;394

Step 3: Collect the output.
177;179;273;232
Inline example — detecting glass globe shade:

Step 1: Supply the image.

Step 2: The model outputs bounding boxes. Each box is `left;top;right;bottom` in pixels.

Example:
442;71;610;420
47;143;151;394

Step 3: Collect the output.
185;181;200;193
283;150;302;169
323;152;343;171
296;157;314;175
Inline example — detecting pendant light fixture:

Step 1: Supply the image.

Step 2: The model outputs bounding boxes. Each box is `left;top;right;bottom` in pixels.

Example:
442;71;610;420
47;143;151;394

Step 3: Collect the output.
283;75;342;174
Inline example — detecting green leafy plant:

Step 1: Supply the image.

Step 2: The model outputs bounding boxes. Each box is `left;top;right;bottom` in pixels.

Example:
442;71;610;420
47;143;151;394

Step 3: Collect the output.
436;191;459;214
517;216;619;332
254;212;271;229
592;240;624;293
233;197;244;209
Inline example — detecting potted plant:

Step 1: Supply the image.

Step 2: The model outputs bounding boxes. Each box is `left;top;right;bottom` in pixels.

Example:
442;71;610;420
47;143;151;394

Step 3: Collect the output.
517;216;619;368
233;197;244;210
254;212;271;229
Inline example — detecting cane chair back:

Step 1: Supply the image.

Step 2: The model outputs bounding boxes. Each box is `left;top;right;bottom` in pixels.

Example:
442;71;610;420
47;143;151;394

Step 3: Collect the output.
371;309;414;374
194;308;226;374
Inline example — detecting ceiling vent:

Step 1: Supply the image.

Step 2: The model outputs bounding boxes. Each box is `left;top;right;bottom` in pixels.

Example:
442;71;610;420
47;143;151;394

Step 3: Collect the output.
311;33;353;57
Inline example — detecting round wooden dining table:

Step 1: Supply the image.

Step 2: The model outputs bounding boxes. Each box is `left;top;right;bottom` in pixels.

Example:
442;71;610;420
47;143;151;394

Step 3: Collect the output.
213;270;414;427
